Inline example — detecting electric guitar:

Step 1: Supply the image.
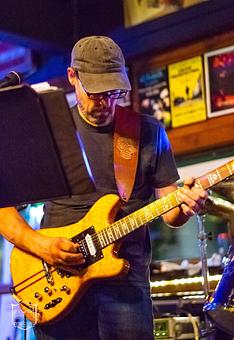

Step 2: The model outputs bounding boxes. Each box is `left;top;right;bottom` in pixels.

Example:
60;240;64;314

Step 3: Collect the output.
10;160;234;324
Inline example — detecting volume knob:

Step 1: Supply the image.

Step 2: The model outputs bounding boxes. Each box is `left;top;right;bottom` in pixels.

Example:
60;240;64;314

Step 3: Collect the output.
34;292;42;300
60;285;70;294
44;287;52;295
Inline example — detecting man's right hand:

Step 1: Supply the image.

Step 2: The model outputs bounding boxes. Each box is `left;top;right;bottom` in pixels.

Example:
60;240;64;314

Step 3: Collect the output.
36;235;86;274
0;207;85;275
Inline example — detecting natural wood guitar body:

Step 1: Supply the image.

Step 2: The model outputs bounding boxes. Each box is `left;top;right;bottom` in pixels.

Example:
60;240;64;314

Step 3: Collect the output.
10;194;129;324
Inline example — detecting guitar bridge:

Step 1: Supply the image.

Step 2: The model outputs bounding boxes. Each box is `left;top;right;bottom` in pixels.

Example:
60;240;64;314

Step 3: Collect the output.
70;226;103;271
42;260;54;285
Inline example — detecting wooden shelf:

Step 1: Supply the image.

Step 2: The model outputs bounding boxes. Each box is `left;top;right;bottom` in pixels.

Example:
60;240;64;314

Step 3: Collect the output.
167;113;234;156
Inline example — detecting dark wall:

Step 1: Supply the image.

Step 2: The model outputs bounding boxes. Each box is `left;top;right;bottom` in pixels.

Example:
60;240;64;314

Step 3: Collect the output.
73;0;124;39
0;0;124;53
0;0;74;53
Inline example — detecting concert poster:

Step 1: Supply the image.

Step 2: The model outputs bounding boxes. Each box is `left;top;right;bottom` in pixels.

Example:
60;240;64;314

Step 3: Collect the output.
137;67;171;129
168;56;207;128
204;45;234;118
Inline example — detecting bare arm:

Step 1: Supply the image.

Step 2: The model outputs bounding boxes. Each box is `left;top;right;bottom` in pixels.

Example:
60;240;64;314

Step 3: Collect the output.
0;207;85;269
155;177;208;227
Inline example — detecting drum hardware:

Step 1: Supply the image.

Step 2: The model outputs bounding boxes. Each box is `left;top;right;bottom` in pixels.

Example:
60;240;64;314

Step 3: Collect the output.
200;183;234;339
203;244;234;337
196;213;216;339
153;316;200;339
212;179;234;204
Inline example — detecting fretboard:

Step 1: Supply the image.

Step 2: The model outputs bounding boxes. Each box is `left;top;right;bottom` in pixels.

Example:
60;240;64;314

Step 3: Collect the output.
97;159;234;249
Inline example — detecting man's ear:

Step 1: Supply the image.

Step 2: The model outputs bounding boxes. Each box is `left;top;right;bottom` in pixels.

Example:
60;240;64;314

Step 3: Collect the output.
67;67;76;86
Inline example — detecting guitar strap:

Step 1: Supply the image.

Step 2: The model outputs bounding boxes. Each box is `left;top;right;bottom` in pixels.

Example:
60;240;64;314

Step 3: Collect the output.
114;105;140;202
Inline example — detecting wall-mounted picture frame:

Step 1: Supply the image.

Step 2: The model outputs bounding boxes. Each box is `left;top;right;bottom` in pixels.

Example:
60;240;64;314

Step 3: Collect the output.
168;55;206;128
123;0;207;28
204;45;234;118
137;67;171;129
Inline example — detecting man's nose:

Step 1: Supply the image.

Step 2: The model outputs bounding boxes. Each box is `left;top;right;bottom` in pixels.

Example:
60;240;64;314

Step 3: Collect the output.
100;96;111;107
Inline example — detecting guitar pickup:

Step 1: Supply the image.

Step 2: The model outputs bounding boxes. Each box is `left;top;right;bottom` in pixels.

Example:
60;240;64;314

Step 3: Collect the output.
70;226;103;271
85;233;96;256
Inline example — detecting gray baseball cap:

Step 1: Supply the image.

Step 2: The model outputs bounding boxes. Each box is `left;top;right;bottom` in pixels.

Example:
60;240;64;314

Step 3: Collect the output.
71;36;131;93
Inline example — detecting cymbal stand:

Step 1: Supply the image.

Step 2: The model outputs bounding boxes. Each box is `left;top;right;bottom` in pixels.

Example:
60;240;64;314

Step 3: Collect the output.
196;214;215;339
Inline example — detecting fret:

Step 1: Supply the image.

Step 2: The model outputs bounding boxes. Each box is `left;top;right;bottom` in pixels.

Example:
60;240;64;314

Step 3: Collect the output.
162;197;171;212
98;232;106;248
158;198;169;213
146;204;157;221
207;172;220;186
110;225;117;240
216;169;222;181
174;190;183;204
195;178;203;189
143;207;155;223
166;195;173;209
169;192;178;205
121;221;130;234
153;201;162;216
137;214;143;225
107;228;115;242
227;162;234;175
130;214;138;225
140;214;147;225
102;230;109;245
158;205;166;216
127;217;136;231
113;224;123;238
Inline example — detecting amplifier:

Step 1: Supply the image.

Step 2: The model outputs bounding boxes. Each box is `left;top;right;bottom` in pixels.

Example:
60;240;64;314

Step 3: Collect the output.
154;316;199;339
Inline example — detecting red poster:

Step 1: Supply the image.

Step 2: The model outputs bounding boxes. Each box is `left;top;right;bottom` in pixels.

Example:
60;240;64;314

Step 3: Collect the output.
204;45;234;117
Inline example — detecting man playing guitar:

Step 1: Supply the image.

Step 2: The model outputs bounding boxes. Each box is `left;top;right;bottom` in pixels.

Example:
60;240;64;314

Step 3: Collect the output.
0;36;208;339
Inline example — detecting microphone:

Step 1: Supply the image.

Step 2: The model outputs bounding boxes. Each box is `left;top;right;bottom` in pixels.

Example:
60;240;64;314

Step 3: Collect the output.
0;71;22;89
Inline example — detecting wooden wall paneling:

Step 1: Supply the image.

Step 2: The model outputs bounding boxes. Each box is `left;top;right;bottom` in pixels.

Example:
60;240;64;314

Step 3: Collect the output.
167;114;234;156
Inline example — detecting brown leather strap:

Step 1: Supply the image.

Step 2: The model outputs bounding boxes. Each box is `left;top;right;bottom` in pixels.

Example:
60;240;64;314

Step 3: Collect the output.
114;105;140;202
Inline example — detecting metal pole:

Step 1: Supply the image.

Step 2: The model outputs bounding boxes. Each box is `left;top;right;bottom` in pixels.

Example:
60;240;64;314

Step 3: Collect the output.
196;214;215;340
196;214;210;298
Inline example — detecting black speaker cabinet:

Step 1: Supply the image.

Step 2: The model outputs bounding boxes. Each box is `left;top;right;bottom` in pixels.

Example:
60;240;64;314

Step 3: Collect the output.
0;85;94;207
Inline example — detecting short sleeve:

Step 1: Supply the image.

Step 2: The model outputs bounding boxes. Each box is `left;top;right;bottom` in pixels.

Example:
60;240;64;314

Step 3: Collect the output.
151;125;179;188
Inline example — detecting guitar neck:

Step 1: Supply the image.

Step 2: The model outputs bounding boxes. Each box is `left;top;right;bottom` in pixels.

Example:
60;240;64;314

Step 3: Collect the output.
97;160;234;249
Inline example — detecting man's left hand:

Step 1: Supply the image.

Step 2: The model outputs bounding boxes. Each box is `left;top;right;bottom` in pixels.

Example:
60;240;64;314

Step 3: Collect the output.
179;177;208;217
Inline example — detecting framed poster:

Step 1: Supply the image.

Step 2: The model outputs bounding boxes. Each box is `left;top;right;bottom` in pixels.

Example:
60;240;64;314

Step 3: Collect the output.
123;0;207;27
204;45;234;118
138;67;171;128
168;56;207;128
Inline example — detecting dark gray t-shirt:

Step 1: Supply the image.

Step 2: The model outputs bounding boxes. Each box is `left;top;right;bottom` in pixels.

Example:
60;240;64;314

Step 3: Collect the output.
42;106;179;286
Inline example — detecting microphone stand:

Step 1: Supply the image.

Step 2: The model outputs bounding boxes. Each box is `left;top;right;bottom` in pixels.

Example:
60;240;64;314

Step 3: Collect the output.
196;214;215;339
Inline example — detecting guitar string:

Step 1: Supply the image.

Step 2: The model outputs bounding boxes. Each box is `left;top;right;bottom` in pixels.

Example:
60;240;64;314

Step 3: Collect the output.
75;165;232;252
88;165;230;248
79;190;179;250
77;166;232;251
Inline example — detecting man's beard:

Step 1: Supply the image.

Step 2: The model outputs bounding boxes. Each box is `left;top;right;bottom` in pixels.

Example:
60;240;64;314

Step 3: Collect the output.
77;102;114;126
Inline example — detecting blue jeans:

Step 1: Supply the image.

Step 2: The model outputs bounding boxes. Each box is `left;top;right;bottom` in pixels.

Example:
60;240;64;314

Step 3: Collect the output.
34;283;154;340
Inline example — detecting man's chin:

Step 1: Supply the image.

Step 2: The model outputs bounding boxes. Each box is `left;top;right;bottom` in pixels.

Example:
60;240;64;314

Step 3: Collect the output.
92;117;112;126
89;113;113;125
